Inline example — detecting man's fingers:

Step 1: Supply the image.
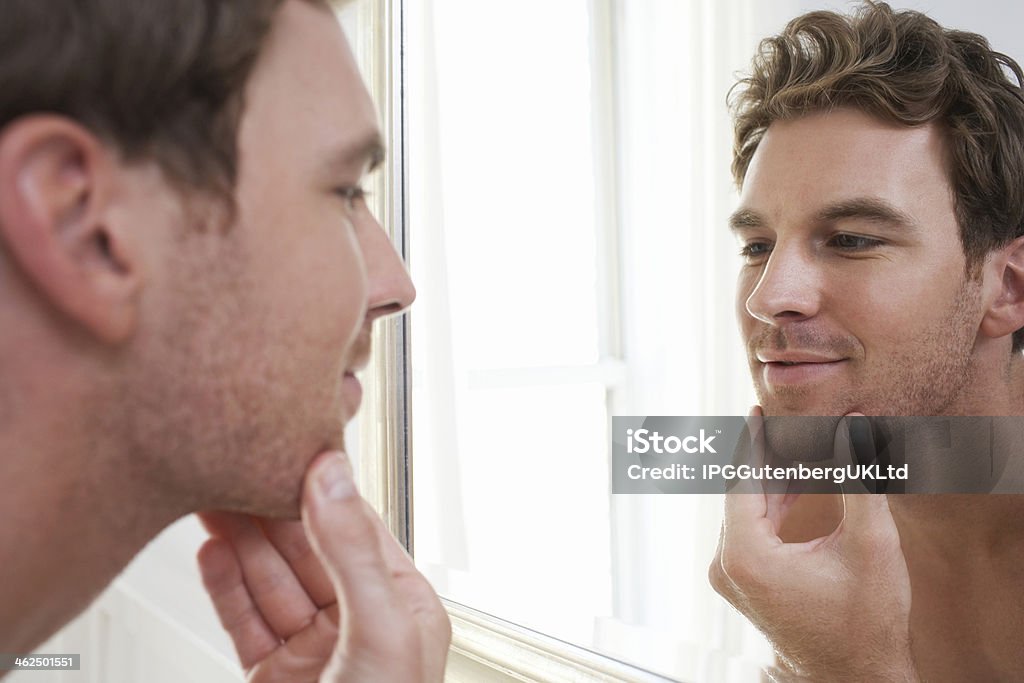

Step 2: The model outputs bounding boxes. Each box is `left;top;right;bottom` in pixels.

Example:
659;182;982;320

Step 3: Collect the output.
259;518;336;608
366;509;452;679
827;412;903;558
839;492;899;540
371;513;447;617
722;406;776;545
719;485;781;598
731;405;766;494
246;605;341;683
196;538;280;670
301;453;406;648
749;404;765;456
715;406;840;598
722;484;772;541
197;512;319;641
831;414;871;469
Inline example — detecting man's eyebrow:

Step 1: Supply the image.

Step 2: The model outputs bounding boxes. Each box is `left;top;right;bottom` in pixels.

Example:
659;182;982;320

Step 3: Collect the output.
728;198;920;233
728;208;766;232
814;197;919;231
322;131;386;175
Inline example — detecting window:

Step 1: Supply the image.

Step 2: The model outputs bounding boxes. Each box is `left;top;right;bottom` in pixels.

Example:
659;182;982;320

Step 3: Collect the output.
401;0;787;679
407;0;622;649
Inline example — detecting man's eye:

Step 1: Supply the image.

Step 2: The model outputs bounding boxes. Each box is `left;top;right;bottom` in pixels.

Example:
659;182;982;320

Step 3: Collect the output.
739;242;772;261
829;233;883;250
335;185;370;210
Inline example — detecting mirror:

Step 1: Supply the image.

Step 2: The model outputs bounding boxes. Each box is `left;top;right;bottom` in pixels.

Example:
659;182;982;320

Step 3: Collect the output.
398;1;1024;679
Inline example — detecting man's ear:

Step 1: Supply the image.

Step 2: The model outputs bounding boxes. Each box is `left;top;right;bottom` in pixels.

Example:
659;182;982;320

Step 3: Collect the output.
979;234;1024;343
0;115;141;344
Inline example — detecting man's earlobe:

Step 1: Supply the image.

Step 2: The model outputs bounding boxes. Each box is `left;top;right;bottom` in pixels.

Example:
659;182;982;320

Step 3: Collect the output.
980;234;1024;343
0;115;140;344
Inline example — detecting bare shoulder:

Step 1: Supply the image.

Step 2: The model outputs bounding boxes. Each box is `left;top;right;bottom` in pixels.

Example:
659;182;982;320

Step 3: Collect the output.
778;494;843;543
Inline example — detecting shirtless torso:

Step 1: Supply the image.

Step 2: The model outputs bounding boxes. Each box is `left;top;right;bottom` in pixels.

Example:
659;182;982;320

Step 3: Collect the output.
780;495;1024;682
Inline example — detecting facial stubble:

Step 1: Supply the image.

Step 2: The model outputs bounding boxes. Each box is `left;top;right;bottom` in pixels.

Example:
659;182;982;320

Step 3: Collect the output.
753;275;983;417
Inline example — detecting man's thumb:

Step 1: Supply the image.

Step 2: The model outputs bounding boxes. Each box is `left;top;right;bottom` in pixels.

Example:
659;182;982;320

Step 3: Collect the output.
301;452;393;616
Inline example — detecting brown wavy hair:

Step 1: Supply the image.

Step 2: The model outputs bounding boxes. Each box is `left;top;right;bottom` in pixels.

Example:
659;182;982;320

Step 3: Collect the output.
730;1;1024;351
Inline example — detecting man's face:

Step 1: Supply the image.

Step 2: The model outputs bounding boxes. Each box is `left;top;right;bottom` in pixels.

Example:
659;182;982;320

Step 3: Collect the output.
733;107;984;417
137;0;414;516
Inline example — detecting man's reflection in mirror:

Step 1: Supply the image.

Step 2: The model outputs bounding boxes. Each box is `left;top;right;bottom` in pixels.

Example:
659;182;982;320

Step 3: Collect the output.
710;3;1024;681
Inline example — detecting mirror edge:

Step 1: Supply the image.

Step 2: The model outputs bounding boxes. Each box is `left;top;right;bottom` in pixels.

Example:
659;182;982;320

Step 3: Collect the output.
446;600;677;683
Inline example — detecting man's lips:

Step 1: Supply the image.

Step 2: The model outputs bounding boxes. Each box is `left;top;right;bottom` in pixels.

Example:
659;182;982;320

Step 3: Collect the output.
756;351;846;364
758;354;848;387
342;334;370;415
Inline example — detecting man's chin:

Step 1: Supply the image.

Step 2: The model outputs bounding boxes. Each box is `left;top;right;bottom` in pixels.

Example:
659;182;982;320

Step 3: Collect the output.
223;475;306;520
758;391;857;417
762;405;851;417
237;437;347;520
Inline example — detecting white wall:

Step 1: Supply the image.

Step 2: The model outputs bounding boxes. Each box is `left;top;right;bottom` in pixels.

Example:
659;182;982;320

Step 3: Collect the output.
7;517;243;683
797;0;1024;61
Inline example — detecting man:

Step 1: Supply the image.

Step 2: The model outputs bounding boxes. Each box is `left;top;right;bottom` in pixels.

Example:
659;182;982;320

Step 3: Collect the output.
0;1;449;680
709;3;1024;682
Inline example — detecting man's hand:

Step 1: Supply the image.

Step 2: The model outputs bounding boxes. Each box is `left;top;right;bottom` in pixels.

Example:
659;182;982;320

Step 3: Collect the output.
709;408;919;682
196;451;451;682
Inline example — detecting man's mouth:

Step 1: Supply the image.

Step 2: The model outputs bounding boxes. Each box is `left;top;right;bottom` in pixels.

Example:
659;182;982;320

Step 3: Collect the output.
756;352;848;387
770;360;842;366
342;334;371;417
757;356;843;366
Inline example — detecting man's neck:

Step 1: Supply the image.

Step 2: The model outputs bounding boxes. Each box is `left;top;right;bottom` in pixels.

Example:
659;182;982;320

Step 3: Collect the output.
891;493;1024;555
0;404;180;652
887;386;1024;567
868;352;1024;562
950;347;1024;415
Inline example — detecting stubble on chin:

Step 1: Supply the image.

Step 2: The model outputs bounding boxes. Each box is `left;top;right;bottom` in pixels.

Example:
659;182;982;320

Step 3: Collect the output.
751;277;983;417
748;326;860;416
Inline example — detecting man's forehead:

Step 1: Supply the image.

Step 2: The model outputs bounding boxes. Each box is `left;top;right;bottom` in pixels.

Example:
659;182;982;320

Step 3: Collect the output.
238;0;381;168
320;129;386;174
737;109;953;226
747;110;942;180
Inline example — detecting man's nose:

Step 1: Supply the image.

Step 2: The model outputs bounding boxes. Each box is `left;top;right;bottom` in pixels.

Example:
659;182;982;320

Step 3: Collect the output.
744;244;822;324
361;218;416;323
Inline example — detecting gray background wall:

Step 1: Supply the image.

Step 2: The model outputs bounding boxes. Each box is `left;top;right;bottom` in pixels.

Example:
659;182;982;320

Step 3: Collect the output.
796;1;1024;62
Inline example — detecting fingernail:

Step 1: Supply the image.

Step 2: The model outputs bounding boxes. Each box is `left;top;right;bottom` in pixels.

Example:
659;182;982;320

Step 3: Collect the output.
317;452;357;501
